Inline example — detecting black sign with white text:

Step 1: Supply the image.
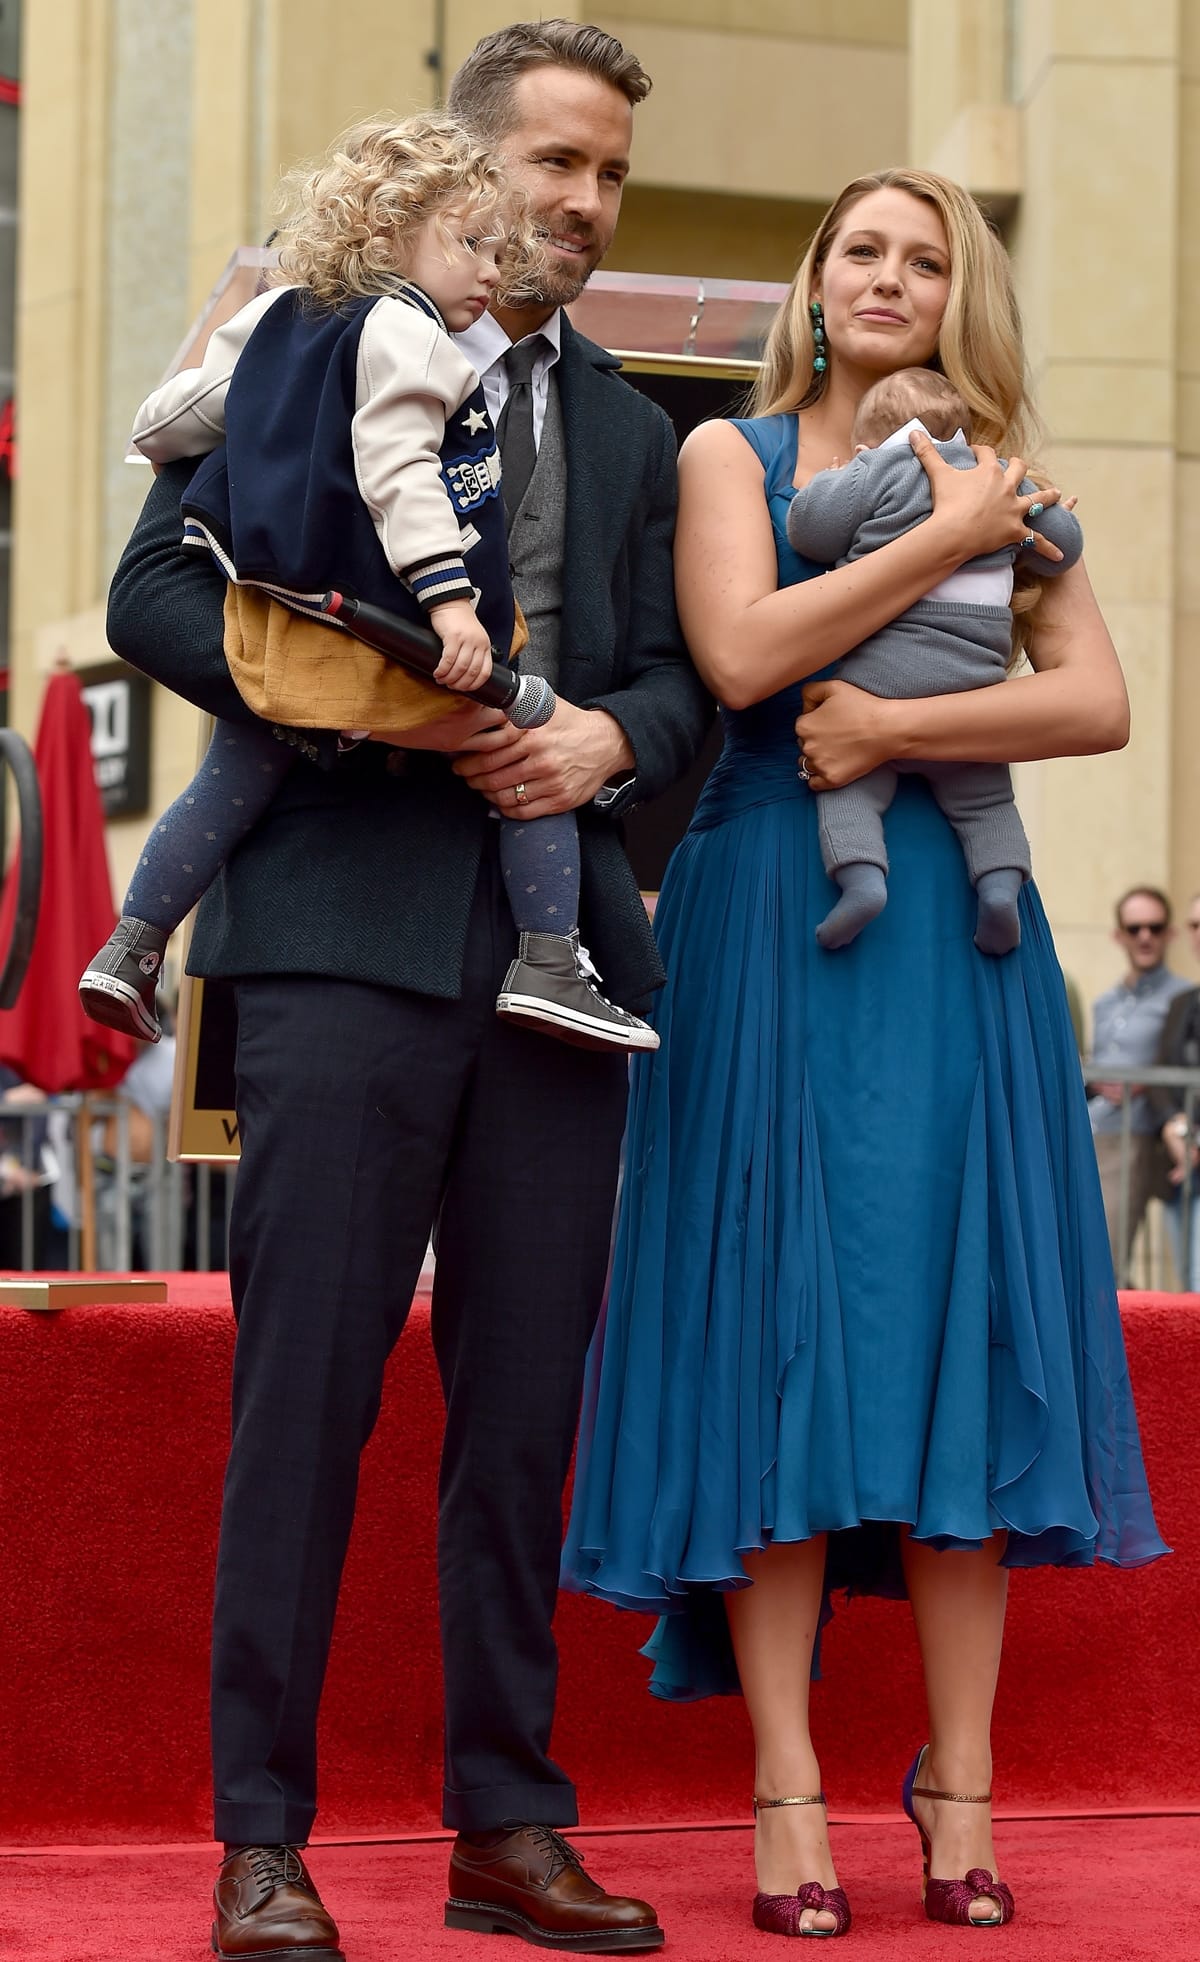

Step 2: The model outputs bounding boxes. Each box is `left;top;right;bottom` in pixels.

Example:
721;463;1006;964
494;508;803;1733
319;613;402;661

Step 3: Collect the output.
81;660;152;818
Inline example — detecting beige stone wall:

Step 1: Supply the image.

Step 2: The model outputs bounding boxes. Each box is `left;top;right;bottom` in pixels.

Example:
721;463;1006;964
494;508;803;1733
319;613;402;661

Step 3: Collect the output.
1011;2;1189;1026
608;185;824;282
10;0;1199;1016
1175;8;1200;940
594;13;906;203
911;0;1200;1030
597;1;906;42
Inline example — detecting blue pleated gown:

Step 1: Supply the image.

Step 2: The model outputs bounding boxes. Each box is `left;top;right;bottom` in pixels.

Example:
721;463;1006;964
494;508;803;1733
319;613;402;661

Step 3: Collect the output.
561;414;1167;1699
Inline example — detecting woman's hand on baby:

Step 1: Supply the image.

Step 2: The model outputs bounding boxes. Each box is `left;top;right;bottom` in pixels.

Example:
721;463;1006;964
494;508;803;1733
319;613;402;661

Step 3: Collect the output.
429;600;494;692
912;430;1064;564
796;678;901;789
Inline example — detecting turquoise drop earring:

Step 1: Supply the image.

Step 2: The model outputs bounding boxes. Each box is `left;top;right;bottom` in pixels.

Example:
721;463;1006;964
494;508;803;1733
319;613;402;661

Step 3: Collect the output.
810;299;827;375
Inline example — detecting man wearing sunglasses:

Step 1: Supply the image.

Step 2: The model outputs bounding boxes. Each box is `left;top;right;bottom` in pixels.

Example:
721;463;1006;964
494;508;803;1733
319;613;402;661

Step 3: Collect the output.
1088;886;1194;1279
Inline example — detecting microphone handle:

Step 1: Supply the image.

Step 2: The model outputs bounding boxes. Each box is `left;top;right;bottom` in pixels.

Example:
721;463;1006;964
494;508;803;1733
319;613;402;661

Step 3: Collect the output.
321;591;555;728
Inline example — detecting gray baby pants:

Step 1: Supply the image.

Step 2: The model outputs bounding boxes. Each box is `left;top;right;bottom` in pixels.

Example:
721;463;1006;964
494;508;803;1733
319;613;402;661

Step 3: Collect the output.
817;760;1033;887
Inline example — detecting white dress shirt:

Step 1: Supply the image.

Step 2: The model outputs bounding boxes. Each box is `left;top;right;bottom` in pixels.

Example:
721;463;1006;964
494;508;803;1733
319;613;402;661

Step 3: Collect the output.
454;308;563;453
453;306;632;808
878;417;1014;608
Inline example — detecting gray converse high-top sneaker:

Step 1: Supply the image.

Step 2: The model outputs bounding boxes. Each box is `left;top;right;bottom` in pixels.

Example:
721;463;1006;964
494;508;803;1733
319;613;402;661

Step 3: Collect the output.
497;930;660;1053
78;917;169;1043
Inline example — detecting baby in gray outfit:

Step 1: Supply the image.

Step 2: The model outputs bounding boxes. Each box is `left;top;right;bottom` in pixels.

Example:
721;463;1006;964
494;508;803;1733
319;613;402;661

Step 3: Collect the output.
786;369;1083;954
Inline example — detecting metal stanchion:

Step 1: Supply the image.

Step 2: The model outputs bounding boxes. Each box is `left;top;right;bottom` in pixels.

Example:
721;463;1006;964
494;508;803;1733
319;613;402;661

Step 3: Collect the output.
0;727;43;1011
1116;1087;1133;1288
1179;1084;1197;1292
113;1101;132;1273
196;1161;212;1273
1083;1061;1200;1292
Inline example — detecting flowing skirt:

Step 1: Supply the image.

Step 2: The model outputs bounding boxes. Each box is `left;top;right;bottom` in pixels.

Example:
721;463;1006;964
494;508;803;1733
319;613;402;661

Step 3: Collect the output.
563;748;1167;1698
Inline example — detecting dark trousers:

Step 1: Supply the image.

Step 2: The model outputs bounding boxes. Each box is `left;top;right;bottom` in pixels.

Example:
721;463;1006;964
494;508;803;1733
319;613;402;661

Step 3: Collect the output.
211;847;629;1844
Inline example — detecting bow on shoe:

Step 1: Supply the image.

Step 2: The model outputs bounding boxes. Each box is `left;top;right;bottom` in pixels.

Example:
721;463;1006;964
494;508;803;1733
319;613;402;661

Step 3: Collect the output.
927;1869;1016;1925
753;1882;853;1937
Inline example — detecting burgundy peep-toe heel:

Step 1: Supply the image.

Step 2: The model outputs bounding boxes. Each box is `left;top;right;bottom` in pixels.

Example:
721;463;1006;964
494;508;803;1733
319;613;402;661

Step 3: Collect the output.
750;1794;852;1939
901;1746;1015;1927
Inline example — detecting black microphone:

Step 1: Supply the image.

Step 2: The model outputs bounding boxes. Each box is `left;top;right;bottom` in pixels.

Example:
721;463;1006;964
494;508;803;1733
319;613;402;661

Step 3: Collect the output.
320;591;556;730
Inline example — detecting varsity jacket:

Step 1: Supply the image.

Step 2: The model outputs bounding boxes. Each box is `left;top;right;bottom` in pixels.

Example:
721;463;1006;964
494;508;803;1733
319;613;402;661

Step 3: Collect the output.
107;318;714;1008
132;279;513;652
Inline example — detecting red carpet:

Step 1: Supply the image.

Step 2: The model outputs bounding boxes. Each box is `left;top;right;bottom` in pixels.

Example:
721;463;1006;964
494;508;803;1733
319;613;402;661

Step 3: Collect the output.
0;1282;1196;1846
0;1818;1192;1960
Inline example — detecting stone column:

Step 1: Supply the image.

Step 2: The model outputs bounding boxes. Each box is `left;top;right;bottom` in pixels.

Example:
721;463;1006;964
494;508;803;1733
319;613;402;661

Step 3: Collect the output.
11;0;115;730
1007;0;1181;1016
1173;2;1200;916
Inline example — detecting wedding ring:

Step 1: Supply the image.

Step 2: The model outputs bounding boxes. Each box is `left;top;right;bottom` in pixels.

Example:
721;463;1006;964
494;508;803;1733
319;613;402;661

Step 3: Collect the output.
798;755;812;784
1026;501;1044;520
514;782;528;805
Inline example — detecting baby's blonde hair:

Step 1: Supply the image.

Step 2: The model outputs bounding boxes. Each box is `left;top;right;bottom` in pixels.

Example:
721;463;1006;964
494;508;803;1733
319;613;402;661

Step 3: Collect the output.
275;113;543;309
851;369;971;449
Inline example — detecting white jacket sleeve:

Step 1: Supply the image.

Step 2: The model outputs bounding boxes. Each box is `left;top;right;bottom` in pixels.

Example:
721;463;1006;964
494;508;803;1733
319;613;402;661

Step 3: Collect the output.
130;285;293;463
352;299;482;605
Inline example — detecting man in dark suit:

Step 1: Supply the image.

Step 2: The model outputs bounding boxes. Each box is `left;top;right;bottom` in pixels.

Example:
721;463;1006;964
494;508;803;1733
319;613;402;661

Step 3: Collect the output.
106;19;709;1960
1148;899;1200;1292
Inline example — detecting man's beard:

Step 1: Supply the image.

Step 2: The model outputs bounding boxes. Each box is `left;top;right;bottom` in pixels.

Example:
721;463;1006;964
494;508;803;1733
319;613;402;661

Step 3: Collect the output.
528;223;606;307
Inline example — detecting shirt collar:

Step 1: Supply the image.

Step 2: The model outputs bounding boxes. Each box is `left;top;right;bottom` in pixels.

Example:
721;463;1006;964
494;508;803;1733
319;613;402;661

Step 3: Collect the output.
877;415;967;452
1124;965;1175;998
454;306;563;377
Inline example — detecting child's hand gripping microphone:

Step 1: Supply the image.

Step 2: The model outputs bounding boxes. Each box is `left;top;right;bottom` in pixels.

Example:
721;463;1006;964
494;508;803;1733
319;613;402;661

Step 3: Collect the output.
320;591;557;730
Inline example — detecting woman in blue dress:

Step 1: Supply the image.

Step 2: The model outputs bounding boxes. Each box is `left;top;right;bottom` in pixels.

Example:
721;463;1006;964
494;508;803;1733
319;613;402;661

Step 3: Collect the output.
562;167;1167;1938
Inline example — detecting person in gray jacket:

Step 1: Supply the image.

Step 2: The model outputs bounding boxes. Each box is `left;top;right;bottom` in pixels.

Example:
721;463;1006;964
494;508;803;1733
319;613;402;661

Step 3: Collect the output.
786;367;1082;953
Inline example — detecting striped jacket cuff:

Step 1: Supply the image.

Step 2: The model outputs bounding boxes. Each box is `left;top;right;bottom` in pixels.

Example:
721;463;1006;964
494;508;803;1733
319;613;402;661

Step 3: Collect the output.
406;554;475;610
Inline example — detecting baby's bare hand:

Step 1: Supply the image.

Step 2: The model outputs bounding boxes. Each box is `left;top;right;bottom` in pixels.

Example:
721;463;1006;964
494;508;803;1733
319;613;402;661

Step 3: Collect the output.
430;601;494;693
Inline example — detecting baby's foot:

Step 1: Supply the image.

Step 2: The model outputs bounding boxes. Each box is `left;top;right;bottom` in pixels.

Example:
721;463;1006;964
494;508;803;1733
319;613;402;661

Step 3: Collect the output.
816;863;887;950
974;869;1023;956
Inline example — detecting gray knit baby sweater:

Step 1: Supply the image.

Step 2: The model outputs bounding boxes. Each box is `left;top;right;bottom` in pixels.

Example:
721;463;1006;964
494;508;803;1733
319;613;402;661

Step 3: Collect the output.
786;434;1083;699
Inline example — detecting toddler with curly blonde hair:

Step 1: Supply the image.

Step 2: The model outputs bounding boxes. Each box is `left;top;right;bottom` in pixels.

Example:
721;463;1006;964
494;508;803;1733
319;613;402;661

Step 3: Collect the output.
81;113;657;1056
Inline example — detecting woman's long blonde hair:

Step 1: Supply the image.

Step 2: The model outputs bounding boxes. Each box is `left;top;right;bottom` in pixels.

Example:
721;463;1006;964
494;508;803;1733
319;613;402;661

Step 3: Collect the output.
752;167;1050;662
274;113;544;310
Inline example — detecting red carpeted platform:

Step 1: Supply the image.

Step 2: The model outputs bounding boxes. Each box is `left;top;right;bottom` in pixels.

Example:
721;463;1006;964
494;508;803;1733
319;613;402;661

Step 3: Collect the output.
0;1280;1196;1849
1;1818;1193;1961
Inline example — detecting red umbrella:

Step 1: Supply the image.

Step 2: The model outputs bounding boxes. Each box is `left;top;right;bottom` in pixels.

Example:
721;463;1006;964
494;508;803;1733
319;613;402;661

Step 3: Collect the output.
0;668;136;1093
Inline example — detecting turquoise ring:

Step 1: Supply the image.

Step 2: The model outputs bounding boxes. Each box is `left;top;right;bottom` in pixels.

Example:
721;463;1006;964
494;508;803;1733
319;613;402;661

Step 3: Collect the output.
1026;500;1044;520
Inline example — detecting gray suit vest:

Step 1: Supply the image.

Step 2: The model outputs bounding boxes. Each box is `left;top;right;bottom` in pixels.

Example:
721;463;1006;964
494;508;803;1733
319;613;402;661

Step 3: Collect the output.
507;371;566;687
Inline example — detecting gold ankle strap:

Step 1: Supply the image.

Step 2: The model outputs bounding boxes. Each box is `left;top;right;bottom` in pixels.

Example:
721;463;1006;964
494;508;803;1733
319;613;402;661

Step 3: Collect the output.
911;1746;990;1805
752;1793;826;1815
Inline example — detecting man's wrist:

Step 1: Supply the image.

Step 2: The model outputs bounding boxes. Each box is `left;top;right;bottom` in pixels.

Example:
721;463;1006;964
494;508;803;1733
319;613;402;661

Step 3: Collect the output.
584;705;636;778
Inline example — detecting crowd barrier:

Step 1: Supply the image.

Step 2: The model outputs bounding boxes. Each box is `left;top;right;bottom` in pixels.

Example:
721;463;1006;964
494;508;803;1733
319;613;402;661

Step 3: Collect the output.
4;1063;1197;1289
1087;1063;1200;1290
0;1095;234;1272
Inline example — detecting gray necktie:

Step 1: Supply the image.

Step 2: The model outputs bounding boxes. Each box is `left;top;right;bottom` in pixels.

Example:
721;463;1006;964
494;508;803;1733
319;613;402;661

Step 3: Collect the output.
496;337;543;527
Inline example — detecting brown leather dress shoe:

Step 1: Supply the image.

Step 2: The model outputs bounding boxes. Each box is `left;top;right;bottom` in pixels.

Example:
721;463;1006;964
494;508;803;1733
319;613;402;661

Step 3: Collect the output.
212;1845;345;1960
445;1825;664;1951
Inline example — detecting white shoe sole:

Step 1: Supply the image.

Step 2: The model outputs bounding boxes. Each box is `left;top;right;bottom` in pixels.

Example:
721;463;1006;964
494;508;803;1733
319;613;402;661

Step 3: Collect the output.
78;970;161;1043
496;991;660;1052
